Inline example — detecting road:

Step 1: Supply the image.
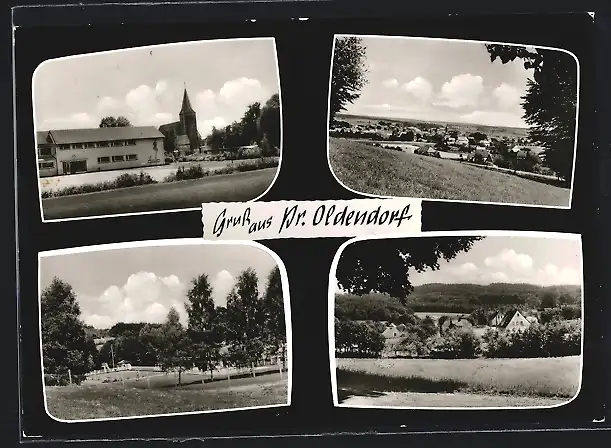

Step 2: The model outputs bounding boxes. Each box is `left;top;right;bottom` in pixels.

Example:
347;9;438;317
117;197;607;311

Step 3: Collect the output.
339;391;569;408
42;168;277;220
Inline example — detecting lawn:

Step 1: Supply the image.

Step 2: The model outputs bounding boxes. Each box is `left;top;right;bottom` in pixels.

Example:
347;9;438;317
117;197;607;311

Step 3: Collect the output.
41;168;277;220
329;138;570;207
45;373;288;421
336;356;581;399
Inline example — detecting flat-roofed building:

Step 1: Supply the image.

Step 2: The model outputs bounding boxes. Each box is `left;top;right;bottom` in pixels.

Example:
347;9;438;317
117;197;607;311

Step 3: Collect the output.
35;126;165;176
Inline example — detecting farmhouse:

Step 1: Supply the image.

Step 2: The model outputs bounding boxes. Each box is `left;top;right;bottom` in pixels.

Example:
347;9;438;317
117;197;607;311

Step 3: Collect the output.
497;309;531;331
488;311;505;327
36;126;165;177
382;323;402;338
440;316;473;333
467;148;493;165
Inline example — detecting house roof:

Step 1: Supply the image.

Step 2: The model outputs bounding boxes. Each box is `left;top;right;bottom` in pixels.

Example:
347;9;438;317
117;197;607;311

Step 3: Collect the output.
498;309;522;328
159;121;181;134
36;131;51;144
46;126;164;144
471;148;492;158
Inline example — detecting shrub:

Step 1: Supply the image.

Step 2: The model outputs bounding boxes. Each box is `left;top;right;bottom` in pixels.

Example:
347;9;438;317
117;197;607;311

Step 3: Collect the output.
44;373;86;386
429;329;481;359
41;172;157;198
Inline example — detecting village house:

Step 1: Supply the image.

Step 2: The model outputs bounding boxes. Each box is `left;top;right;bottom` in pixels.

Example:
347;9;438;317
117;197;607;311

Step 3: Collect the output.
495;309;531;332
488;311;505;327
467;148;494;165
36;126;165;177
439;316;473;334
382;323;402;338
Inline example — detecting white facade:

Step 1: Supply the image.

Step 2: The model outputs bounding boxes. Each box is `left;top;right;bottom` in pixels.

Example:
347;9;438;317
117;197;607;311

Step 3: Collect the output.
55;138;163;175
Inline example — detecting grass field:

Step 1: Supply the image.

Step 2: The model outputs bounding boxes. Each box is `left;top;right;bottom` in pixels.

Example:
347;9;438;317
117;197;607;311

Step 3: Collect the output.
336;356;581;407
329;138;570;207
45;372;288;421
42;168;277;220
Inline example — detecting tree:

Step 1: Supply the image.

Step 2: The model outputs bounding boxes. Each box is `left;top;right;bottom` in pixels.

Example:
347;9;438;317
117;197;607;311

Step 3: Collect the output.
262;266;286;367
41;278;95;384
329;37;369;125
225;269;267;373
240;102;262;146
155;308;192;386
485;44;577;184
99;116;132;128
336;237;484;303
258;93;281;150
185;274;220;379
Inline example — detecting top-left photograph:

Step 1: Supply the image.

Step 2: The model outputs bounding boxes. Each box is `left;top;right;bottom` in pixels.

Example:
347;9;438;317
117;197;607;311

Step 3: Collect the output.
33;37;282;222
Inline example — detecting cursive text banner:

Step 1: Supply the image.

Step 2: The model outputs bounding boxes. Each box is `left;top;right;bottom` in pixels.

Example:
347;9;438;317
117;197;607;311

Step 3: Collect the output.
202;198;422;240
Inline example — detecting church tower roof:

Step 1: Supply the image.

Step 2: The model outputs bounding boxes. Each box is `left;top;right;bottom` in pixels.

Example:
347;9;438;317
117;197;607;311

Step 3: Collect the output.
180;86;195;115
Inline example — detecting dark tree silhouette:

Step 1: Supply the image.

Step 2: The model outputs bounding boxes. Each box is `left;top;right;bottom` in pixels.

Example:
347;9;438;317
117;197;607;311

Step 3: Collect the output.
329;37;369;125
336;237;484;303
99;116;132;128
485;44;577;184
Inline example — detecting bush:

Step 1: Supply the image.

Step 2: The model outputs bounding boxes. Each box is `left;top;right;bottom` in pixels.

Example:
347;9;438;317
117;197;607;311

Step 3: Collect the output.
335;320;385;358
482;322;582;358
41;172;158;198
429;329;481;359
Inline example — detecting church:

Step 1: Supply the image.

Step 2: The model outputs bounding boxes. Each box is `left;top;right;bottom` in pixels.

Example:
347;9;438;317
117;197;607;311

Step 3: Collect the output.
158;86;202;156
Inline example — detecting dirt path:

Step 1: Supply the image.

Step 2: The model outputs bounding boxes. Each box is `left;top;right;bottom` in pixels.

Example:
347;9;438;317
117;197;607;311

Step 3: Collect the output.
339;391;569;408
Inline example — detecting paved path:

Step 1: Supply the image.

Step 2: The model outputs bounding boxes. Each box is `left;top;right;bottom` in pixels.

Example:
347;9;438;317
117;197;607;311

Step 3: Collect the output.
339;391;569;408
42;168;277;220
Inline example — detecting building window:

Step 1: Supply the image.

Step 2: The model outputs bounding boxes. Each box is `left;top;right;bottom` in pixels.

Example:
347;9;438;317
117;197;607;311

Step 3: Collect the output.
111;141;124;147
59;144;70;150
112;155;125;162
85;142;96;149
38;147;52;157
71;143;84;149
126;154;138;161
127;139;137;146
38;161;55;169
98;141;109;147
98;156;111;164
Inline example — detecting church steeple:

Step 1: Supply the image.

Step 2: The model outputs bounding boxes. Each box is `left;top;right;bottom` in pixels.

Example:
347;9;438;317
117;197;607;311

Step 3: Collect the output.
180;84;195;115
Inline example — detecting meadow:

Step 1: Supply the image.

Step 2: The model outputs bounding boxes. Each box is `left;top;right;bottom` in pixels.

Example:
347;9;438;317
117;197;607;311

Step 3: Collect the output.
329;138;570;207
336;356;581;404
45;371;288;421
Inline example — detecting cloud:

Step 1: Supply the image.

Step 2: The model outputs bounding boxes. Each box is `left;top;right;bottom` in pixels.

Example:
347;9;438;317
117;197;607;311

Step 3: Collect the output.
535;264;581;286
155;80;168;95
211;270;235;308
458;110;526;128
41;112;98;129
78;271;189;328
199;116;227;137
401;77;433;102
195;89;216;110
493;83;523;109
218;77;270;108
435;74;484;108
448;262;479;276
382;78;399;88
484;248;534;274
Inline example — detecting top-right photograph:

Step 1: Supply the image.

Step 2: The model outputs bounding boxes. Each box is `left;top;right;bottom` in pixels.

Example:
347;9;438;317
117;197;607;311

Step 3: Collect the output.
327;35;579;209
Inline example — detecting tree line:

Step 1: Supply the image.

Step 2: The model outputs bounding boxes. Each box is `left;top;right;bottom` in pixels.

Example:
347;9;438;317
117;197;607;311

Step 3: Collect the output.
335;315;581;360
41;266;286;386
205;93;281;155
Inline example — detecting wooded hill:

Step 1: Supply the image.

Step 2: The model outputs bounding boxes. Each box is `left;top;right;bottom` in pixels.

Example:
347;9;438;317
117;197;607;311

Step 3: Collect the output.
335;283;582;320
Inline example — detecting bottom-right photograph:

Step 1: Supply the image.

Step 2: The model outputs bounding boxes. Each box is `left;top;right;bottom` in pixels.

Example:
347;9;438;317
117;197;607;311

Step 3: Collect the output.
329;231;583;410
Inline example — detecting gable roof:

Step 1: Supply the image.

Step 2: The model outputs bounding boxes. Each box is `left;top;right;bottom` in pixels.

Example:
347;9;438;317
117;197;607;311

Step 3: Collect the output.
498;309;526;328
47;126;164;144
36;131;51;145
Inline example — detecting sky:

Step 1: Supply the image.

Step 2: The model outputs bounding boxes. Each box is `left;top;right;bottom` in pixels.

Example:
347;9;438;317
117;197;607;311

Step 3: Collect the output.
338;36;556;128
33;38;280;138
40;244;280;329
334;235;582;292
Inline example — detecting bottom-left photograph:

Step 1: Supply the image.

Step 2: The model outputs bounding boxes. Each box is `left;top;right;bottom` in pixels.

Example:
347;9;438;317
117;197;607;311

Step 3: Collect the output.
37;239;292;422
